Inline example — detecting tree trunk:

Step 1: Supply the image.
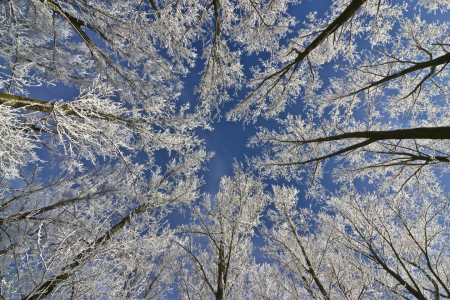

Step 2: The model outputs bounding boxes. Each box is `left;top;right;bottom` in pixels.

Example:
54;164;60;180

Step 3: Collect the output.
216;239;225;300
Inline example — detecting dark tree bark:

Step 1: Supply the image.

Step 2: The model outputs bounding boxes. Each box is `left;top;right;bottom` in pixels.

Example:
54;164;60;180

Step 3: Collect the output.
274;127;450;167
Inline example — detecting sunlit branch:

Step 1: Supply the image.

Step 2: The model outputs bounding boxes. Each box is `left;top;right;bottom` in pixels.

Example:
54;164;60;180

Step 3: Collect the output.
0;92;166;126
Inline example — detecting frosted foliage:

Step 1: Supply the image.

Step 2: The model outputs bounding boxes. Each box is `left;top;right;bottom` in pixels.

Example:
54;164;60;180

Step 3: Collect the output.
0;0;301;118
0;79;209;178
1;0;92;93
251;113;450;199
261;185;374;299
0;106;38;179
416;0;450;12
174;163;270;299
0;0;195;99
48;216;179;300
3;0;450;299
321;186;450;299
246;264;291;299
1;0;213;297
0;0;214;180
321;16;450;120
188;0;299;117
229;0;407;122
251;10;450;197
248;0;450;291
259;182;450;299
0;156;207;299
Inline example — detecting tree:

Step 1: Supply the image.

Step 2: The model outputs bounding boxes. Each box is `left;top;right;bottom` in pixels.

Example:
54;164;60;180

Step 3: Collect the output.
250;7;450;195
1;0;211;298
1;0;299;118
262;185;375;300
1;0;192;98
0;80;209;299
244;263;292;300
319;184;450;299
3;0;450;298
1;0;223;178
244;5;450;298
248;5;450;297
229;0;409;122
173;163;270;300
0;155;207;299
259;182;450;299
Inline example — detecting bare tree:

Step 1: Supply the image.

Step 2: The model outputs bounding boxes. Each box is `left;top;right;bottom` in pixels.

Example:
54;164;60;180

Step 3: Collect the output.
3;0;450;298
174;163;270;300
251;10;450;194
320;185;450;299
262;185;374;299
0;153;207;299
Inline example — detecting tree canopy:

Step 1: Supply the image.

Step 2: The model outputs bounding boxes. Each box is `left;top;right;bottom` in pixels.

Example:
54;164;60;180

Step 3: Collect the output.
2;0;450;299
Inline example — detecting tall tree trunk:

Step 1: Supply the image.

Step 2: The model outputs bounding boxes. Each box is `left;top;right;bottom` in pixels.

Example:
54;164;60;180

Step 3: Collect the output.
216;239;225;300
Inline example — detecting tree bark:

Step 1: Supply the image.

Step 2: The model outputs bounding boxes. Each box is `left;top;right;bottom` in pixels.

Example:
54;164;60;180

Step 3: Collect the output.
346;53;450;97
288;127;450;144
272;127;450;166
216;239;225;300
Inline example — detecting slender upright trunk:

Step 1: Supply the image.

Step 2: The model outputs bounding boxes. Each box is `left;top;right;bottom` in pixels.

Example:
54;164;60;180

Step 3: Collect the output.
216;239;225;300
